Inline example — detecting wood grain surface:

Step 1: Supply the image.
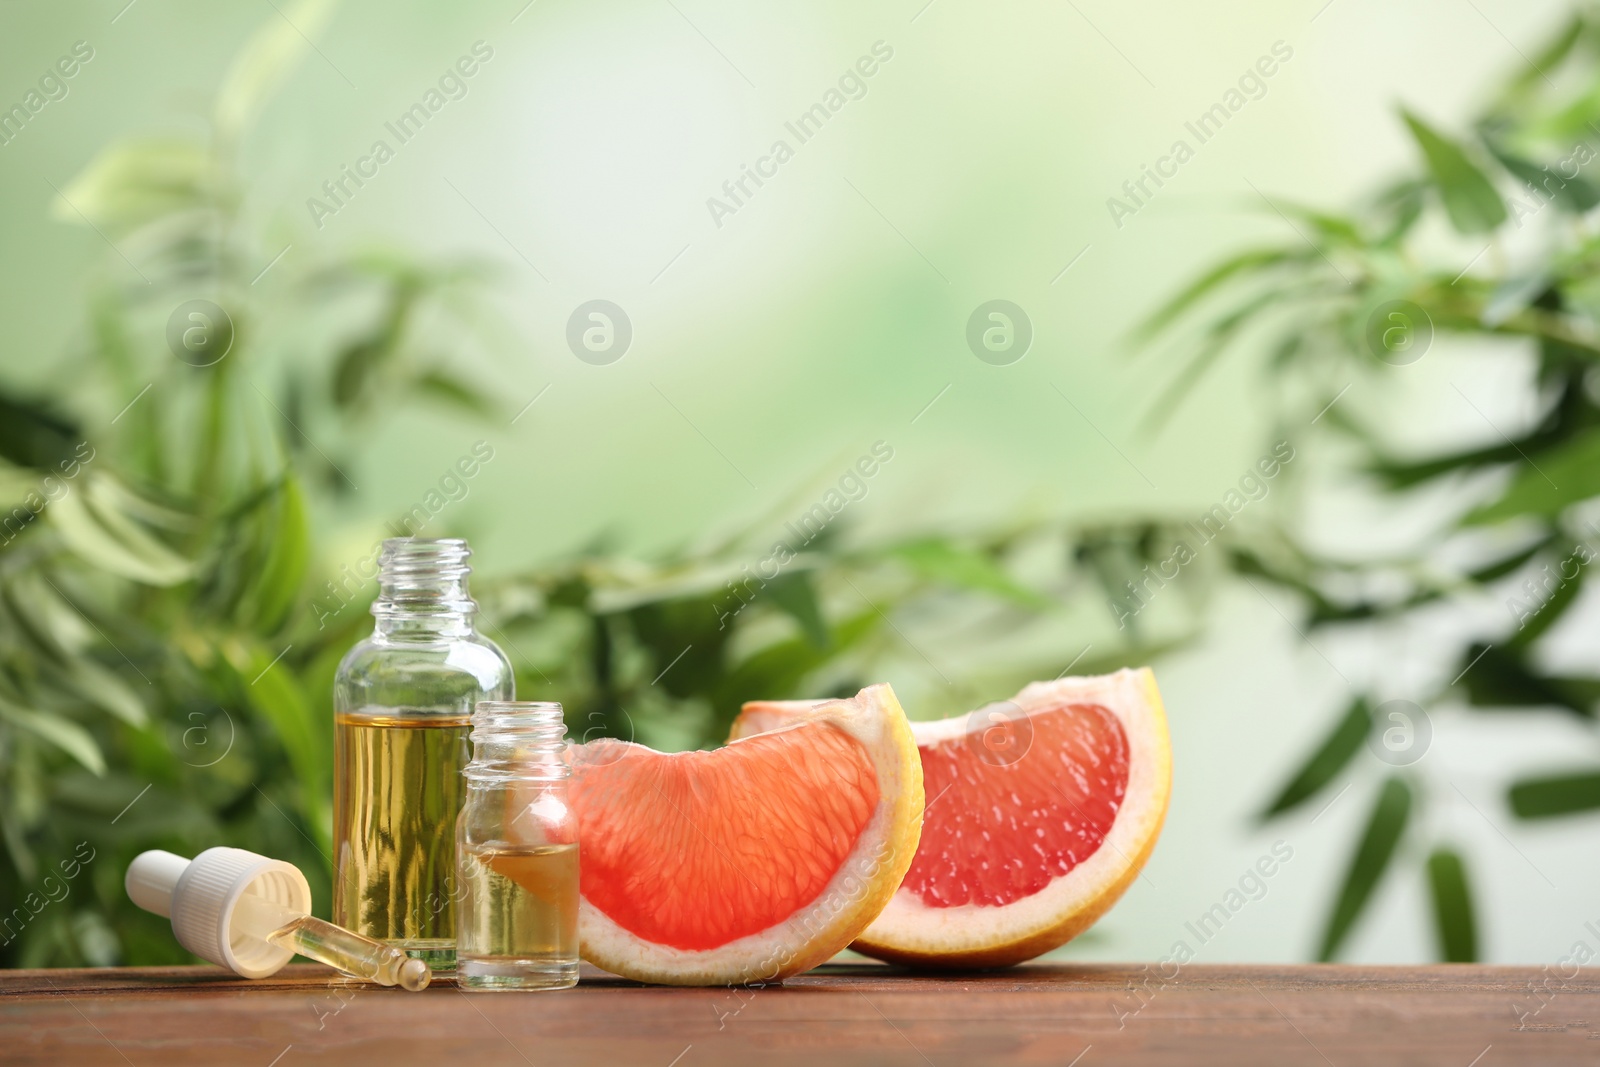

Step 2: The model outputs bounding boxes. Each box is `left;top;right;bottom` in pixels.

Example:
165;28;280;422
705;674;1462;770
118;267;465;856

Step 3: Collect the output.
1;961;1593;1066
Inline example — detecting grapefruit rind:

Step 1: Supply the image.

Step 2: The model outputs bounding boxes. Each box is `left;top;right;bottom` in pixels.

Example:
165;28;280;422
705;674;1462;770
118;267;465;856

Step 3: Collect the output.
574;683;923;986
733;667;1171;969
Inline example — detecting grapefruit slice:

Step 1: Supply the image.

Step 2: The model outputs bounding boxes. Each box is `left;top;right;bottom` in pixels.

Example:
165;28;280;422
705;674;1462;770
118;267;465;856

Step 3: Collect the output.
731;668;1170;968
569;683;923;985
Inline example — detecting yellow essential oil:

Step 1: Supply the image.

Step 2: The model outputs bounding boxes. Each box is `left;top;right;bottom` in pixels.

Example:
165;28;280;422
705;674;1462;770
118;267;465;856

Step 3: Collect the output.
332;539;513;973
457;844;580;989
233;891;431;991
333;707;472;970
457;701;579;992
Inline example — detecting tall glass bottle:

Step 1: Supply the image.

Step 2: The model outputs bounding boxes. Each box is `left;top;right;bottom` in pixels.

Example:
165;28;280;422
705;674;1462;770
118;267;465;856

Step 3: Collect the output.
333;538;512;972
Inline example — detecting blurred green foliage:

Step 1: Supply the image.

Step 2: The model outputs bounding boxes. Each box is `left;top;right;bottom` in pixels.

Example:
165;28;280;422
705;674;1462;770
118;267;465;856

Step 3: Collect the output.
1147;6;1600;962
29;0;1596;973
0;0;519;967
0;2;1183;968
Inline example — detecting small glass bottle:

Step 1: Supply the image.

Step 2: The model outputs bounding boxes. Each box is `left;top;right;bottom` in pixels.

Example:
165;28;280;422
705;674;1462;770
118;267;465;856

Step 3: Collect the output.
333;538;513;973
457;701;580;991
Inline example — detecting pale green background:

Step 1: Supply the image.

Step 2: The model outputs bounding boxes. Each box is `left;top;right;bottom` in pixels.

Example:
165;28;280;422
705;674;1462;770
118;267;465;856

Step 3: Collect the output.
0;0;1586;965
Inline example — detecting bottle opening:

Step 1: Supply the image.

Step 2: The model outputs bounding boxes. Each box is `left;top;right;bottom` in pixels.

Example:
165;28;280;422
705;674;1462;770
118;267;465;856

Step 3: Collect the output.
471;701;567;739
381;537;470;573
379;538;472;587
467;702;568;778
373;538;475;628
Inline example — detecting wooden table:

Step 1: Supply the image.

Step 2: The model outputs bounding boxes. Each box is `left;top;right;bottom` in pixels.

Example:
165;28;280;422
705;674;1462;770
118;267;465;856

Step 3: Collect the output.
1;962;1591;1066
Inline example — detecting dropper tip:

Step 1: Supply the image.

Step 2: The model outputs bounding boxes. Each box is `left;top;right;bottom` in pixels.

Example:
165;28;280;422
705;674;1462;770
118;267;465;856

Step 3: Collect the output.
398;957;431;992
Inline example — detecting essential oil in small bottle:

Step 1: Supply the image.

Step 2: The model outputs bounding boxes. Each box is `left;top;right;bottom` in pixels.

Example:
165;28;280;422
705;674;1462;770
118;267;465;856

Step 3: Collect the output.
333;538;513;974
457;701;580;991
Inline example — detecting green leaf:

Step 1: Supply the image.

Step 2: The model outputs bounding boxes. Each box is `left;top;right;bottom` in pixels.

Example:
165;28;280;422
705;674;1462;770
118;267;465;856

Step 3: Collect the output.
1496;16;1582;99
0;392;82;470
1035;637;1193;684
91;474;190;532
1260;698;1372;819
889;537;1050;609
1372;438;1529;492
1267;331;1305;371
59;659;147;728
0;460;45;516
1506;553;1584;649
49;137;213;236
1466;536;1552;583
1402;110;1507;234
213;0;335;138
0;805;38;882
1485;143;1600;214
332;283;419;409
763;572;830;649
1136;247;1300;340
1253;197;1364;245
0;557;146;732
711;611;878;731
1425;847;1478;962
332;337;390;408
411;370;499;418
224;640;329;850
1465;428;1600;525
241;477;309;633
1481;271;1553;328
617;590;736;699
2;569;93;659
47;477;192;585
1227;547;1346;630
1451;642;1600;717
0;699;105;775
1371;178;1428;245
1139;285;1302;435
1508;769;1600;818
1318;776;1412;960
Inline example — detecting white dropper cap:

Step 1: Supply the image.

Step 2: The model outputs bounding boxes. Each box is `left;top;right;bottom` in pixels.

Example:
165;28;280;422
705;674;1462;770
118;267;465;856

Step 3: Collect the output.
125;847;312;979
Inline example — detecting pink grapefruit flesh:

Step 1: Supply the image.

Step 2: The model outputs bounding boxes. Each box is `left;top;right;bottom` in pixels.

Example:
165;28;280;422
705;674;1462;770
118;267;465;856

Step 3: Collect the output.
569;683;923;985
732;668;1170;968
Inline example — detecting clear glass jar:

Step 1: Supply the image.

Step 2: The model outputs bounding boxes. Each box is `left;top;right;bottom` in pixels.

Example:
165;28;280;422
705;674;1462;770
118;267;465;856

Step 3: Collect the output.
332;538;513;973
457;701;579;991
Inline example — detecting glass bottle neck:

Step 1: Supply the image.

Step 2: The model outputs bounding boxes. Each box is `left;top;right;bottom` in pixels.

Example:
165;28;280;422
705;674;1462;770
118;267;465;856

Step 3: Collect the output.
371;538;477;641
465;703;568;782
